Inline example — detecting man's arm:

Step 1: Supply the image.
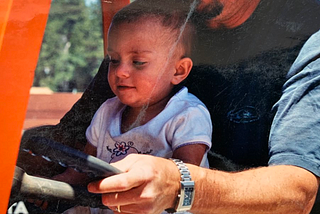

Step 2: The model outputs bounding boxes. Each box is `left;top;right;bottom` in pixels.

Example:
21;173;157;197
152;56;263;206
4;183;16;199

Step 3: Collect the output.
87;154;319;214
191;29;320;214
189;164;319;214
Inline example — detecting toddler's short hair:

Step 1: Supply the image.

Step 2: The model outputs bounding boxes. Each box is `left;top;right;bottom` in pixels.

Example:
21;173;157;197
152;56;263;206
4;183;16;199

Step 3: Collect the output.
111;0;198;57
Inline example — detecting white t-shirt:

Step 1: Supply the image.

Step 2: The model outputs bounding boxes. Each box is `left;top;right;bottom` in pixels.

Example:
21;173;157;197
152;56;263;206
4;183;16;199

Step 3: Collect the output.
86;86;212;167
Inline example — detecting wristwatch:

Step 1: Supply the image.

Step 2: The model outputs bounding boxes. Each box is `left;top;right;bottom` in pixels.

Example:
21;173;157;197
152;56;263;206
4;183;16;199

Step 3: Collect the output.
169;158;195;212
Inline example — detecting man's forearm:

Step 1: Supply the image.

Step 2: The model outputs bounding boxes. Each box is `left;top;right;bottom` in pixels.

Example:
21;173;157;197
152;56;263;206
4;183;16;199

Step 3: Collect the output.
87;155;319;214
188;164;319;214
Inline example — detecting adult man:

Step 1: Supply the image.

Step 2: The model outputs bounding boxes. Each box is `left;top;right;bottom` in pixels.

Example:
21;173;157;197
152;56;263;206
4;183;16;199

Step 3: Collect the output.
18;0;320;213
87;27;320;213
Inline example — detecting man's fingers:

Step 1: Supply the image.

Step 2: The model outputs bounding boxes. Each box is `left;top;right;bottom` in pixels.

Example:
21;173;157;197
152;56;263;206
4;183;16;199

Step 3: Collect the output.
88;169;144;194
108;204;156;214
103;189;159;214
88;155;151;193
100;187;145;206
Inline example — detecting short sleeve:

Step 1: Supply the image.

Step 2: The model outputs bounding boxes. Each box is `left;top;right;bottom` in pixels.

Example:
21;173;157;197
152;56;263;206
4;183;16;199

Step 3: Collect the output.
168;105;212;151
85;101;108;147
268;31;320;177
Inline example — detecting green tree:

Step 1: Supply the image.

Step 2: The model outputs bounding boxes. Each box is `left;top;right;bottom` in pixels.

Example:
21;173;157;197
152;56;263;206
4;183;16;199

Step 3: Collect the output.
33;0;104;92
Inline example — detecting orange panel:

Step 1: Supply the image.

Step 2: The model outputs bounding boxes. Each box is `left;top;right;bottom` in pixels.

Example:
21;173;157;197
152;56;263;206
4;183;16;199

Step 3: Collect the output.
0;0;51;212
101;0;130;56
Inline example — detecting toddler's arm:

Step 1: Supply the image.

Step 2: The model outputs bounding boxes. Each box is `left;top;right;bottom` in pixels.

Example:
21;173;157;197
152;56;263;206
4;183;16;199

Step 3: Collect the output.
172;144;207;166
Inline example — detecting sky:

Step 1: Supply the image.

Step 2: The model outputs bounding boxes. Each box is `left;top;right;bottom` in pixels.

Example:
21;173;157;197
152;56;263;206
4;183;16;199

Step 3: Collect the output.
85;0;98;6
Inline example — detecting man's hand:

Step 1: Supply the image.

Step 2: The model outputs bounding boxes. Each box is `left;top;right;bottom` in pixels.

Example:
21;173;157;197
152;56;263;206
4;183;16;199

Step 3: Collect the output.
88;154;180;214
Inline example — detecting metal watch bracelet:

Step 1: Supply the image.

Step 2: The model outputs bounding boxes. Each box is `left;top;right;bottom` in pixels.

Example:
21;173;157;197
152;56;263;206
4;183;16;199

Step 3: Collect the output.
167;158;195;213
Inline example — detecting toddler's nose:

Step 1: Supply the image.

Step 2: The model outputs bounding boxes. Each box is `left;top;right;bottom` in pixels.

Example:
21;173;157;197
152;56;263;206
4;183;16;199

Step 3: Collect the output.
115;63;130;78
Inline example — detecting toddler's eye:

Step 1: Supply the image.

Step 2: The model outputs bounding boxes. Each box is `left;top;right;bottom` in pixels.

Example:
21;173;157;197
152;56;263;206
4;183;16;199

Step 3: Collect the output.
105;56;120;65
110;59;120;65
133;61;146;66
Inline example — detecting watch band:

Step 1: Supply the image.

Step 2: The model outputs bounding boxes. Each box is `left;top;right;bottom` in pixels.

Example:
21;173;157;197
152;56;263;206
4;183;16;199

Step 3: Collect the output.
170;158;195;212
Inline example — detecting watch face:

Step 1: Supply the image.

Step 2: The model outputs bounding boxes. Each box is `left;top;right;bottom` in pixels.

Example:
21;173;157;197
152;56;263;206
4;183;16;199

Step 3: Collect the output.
183;187;194;206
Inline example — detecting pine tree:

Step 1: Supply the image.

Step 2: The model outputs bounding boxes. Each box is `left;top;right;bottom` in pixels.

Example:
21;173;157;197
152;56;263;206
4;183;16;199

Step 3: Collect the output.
34;0;104;92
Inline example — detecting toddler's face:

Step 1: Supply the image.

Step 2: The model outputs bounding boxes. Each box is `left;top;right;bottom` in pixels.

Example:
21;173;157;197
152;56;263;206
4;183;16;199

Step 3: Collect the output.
107;19;179;109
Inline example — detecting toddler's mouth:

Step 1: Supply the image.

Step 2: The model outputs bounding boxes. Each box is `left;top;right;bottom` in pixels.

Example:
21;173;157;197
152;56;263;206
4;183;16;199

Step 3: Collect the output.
117;85;135;90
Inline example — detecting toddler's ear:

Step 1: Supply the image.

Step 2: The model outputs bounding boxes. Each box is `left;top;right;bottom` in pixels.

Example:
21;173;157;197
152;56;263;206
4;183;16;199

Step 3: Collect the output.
171;57;193;85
